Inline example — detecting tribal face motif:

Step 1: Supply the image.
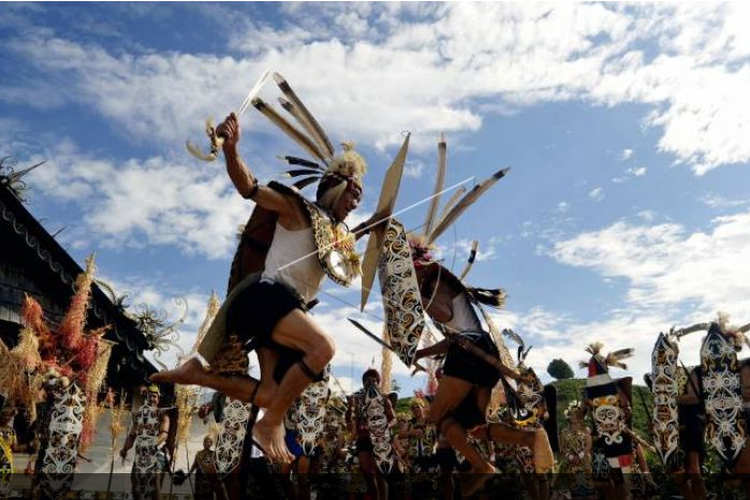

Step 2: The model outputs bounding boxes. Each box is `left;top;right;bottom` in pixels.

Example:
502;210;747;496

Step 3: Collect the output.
516;366;546;427
133;403;161;474
297;367;330;456
214;398;253;477
378;220;428;367
591;395;625;448
650;332;680;469
364;384;395;475
41;383;85;475
701;327;747;463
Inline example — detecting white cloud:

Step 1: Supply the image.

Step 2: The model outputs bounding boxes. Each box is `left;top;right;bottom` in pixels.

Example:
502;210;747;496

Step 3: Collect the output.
588;187;604;201
700;193;750;210
628;166;647;176
549;210;750;319
620;149;633;160
403;159;426;179
556;201;570;214
25;144;249;259
4;3;750;173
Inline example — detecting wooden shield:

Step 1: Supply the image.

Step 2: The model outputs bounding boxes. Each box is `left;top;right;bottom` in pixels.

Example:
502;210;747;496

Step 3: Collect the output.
585;379;632;462
650;332;681;469
214;397;253;478
297;366;330;456
377;219;428;368
364;384;396;475
701;323;747;464
41;383;85;474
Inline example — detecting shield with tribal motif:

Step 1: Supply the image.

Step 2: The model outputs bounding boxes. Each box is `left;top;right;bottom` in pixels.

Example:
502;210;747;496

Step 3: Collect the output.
650;332;681;470
41;382;85;474
214;398;253;478
701;323;747;465
364;384;395;475
514;365;549;473
297;366;330;456
377;219;428;368
585;381;631;463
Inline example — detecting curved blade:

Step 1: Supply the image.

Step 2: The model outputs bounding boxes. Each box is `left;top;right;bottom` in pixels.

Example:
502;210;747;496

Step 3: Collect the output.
360;133;410;311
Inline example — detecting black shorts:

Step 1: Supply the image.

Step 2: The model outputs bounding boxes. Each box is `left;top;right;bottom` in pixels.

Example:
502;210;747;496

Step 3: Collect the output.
226;279;305;348
436;446;458;471
679;404;706;456
452;388;486;430
442;331;501;388
356;435;374;454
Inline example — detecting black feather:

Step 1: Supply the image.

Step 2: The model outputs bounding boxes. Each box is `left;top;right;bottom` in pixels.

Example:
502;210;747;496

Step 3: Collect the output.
281;156;324;170
285;168;324;178
293;176;321;190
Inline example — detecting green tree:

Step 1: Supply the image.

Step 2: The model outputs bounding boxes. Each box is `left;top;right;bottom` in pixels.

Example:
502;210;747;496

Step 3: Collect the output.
547;358;574;380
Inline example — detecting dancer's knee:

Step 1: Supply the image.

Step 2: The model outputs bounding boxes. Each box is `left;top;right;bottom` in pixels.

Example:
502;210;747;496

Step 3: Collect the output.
307;334;335;369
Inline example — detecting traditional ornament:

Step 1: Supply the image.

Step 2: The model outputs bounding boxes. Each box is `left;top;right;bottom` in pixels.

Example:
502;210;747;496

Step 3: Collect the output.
214;398;253;478
580;343;634;472
701;322;747;465
650;331;681;470
297;366;331;456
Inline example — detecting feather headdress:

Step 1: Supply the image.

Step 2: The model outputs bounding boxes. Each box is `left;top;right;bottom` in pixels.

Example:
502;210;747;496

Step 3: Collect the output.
253;73;366;195
407;134;510;304
579;342;634;375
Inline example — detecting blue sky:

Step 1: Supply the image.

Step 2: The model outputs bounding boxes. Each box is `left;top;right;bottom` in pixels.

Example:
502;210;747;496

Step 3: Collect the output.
2;2;750;396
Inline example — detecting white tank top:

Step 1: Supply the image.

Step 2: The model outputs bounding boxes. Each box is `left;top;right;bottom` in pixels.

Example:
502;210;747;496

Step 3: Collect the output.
442;293;482;334
262;224;326;304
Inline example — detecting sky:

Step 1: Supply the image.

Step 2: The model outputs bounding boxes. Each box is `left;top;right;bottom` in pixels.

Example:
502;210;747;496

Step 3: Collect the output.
2;2;750;398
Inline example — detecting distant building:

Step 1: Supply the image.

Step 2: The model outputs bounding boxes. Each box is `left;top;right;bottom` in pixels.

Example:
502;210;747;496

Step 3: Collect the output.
0;171;156;392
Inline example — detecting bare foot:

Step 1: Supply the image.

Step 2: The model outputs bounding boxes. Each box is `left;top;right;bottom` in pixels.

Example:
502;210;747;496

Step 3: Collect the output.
253;415;293;464
150;357;207;385
460;464;496;497
533;428;555;473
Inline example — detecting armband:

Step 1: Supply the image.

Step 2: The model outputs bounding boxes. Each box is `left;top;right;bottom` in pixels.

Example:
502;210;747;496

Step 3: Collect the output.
244;177;260;199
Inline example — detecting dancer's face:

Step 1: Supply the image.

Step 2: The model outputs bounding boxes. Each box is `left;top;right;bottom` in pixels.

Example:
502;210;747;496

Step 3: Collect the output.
363;374;379;388
203;437;213;449
332;185;361;221
411;405;424;419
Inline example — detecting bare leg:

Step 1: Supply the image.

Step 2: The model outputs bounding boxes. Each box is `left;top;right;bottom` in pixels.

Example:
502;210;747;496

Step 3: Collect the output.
472;421;553;472
253;310;335;464
297;456;311;500
359;450;382;500
686;451;706;500
151;358;275;404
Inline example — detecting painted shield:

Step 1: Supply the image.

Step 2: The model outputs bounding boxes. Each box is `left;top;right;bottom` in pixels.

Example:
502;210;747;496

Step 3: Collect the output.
214;397;253;478
364;384;395;475
650;332;680;469
40;383;85;474
701;323;747;464
515;365;547;473
133;403;161;474
378;219;428;368
585;381;631;462
297;366;330;456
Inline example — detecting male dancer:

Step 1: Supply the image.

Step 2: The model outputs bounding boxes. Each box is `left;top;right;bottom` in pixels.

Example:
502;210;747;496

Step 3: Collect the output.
347;369;395;500
120;385;171;500
153;110;384;463
412;254;554;496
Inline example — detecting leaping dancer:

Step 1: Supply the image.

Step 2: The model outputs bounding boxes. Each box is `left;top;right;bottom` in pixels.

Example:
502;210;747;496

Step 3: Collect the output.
152;72;394;464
